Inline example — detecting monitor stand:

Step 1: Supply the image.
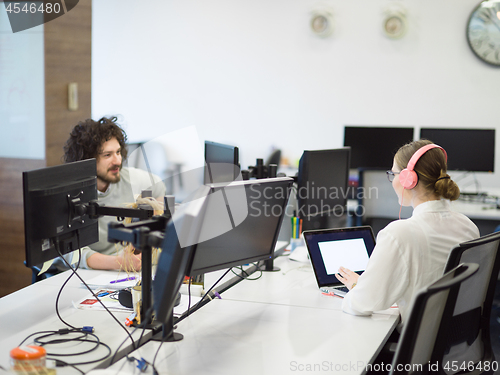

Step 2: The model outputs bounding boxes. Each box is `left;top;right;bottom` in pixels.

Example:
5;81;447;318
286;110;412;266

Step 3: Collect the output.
262;257;280;272
151;310;183;342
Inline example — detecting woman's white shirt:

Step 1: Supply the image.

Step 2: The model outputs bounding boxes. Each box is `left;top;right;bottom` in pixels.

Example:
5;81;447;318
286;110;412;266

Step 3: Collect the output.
342;199;479;325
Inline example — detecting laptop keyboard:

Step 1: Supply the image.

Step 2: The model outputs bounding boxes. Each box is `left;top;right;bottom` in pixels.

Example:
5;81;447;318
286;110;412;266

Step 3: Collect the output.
335;286;349;293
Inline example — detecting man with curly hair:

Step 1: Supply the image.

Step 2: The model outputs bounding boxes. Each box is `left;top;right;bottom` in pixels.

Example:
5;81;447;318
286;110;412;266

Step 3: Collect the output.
60;117;166;271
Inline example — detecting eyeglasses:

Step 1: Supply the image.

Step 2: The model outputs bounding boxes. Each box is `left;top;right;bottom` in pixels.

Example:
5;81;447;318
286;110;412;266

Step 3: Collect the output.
386;170;400;182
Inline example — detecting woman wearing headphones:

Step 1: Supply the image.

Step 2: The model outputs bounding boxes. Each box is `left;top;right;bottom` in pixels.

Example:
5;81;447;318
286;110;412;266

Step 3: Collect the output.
336;139;479;326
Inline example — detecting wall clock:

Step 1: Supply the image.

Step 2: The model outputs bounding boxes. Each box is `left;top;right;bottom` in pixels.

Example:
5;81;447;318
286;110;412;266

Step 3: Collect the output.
467;0;500;66
310;9;334;38
382;9;407;39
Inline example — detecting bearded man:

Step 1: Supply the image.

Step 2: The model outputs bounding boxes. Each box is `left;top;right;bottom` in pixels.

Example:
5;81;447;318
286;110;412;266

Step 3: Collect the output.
60;117;166;270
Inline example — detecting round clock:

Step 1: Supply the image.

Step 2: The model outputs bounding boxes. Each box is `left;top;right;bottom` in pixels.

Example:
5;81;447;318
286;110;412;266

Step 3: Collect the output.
310;10;334;38
382;9;407;39
466;0;500;66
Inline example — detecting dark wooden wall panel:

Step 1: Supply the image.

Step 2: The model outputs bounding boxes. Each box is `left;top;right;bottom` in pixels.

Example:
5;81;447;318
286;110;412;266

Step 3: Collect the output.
45;0;92;167
0;0;91;298
0;159;45;297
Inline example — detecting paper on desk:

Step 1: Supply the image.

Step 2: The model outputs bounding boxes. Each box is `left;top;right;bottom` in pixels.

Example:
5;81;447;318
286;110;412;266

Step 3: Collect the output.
74;290;132;312
74;290;203;317
82;273;140;290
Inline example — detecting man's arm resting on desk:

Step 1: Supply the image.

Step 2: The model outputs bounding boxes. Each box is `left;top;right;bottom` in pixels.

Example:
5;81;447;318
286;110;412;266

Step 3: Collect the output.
86;251;142;271
56;246;141;271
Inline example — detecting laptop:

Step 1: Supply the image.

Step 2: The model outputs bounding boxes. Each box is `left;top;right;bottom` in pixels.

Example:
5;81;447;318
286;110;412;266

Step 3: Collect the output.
303;226;376;297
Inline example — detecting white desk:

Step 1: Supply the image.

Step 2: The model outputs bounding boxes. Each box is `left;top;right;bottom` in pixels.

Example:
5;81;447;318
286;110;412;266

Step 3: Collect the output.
106;255;399;375
221;255;347;310
1;248;398;375
0;269;151;374
201;240;289;295
106;298;397;375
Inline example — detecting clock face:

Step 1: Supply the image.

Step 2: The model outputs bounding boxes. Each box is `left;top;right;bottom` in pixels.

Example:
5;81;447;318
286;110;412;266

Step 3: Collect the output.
310;11;334;38
467;0;500;66
383;15;406;39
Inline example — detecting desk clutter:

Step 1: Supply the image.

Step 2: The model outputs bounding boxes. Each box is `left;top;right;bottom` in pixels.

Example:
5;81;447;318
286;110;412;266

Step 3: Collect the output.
459;191;500;204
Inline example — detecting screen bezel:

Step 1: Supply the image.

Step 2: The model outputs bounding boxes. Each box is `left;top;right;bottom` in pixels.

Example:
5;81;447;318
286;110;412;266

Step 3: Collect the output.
204;140;240;184
344;126;414;169
419;128;495;172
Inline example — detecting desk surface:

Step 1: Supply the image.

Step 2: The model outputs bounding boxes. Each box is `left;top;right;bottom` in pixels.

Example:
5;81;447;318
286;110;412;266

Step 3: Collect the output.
106;298;397;375
0;269;149;374
105;255;399;375
1;251;398;375
221;255;346;310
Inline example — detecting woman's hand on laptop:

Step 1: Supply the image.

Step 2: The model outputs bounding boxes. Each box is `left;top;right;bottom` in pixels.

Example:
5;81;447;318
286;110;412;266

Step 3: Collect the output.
336;266;359;290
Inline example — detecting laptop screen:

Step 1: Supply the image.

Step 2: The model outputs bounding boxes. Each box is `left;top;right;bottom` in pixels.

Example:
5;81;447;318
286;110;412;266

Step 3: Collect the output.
303;226;376;288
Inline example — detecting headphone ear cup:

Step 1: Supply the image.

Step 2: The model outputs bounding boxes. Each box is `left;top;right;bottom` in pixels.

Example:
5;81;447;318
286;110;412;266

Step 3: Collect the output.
399;168;418;189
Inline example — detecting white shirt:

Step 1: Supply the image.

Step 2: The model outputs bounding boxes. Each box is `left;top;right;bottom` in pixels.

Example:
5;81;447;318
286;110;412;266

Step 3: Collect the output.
342;199;479;326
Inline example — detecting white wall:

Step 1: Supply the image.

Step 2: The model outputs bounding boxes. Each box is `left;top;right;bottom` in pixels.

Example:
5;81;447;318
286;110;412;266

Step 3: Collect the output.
92;0;500;190
0;10;44;159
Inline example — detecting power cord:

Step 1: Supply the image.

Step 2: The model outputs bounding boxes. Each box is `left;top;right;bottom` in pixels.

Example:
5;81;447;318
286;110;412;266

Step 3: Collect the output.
18;328;111;369
126;355;159;375
179;268;232;323
109;306;154;365
54;233;137;350
230;263;263;281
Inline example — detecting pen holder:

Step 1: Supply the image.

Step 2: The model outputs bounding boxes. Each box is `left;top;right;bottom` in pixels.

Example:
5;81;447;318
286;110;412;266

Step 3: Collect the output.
290;237;304;252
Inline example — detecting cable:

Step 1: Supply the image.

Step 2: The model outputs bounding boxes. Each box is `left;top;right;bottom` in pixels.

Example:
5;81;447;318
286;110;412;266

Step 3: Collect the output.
19;328;111;369
109;306;154;365
136;306;154;348
230;263;263;281
152;341;164;374
19;330;58;347
54;233;83;329
186;277;193;318
126;355;159;374
54;233;137;350
49;359;85;375
34;331;99;356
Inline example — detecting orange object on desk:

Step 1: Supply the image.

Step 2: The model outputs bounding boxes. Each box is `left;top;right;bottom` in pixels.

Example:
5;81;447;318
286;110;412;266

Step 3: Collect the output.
10;345;47;372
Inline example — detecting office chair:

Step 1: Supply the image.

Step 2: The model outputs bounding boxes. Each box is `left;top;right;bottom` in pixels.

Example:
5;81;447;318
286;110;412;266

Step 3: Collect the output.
389;263;479;375
440;231;500;374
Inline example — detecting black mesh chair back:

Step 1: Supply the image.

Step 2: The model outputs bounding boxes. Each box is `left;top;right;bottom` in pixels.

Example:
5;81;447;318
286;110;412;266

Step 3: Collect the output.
441;231;500;374
389;263;479;375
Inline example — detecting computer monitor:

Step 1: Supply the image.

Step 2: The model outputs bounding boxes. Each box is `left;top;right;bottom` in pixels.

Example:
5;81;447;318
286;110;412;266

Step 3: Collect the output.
152;185;210;341
23;159;99;268
419;128;495;172
344;126;414;169
297;148;351;231
186;177;293;276
204;140;240;184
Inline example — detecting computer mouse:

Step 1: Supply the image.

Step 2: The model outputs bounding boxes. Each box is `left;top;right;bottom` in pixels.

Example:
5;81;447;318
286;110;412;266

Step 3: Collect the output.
118;288;133;308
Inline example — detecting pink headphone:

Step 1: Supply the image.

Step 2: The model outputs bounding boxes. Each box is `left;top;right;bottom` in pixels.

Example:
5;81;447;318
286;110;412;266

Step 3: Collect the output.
399;144;448;190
